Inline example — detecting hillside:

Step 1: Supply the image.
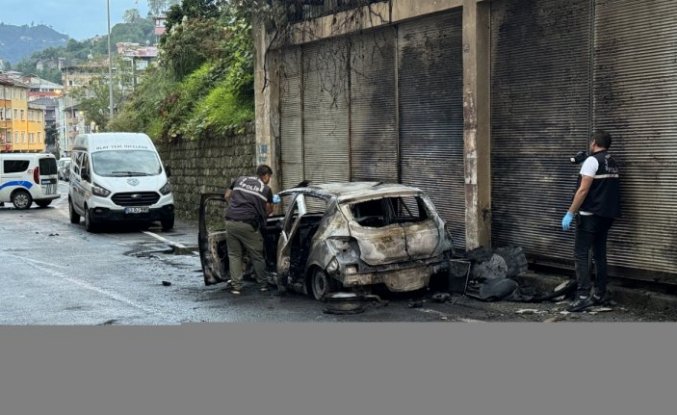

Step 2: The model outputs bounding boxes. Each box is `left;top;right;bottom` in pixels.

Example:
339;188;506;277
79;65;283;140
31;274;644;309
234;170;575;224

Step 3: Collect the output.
9;18;156;84
0;23;68;65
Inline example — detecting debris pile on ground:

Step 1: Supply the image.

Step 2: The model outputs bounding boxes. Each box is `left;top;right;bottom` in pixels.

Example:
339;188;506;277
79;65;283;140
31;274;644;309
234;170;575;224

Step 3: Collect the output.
461;246;538;302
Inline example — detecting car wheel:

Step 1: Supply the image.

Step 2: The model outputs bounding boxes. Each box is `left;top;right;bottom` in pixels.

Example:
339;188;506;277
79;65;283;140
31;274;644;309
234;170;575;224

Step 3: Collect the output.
69;199;80;224
11;190;32;210
161;213;174;231
85;207;98;233
311;268;339;300
36;200;52;208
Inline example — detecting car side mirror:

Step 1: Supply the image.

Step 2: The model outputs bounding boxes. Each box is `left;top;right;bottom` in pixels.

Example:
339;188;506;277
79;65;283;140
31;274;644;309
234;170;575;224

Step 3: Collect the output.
165;165;171;178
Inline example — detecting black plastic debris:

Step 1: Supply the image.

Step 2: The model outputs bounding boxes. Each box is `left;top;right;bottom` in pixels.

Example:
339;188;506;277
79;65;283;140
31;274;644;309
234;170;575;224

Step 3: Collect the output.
162;281;172;286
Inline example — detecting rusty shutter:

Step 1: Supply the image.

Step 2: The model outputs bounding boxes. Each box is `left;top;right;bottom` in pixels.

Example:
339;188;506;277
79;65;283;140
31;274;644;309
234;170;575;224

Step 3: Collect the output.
593;0;677;281
280;47;304;190
349;27;398;182
490;0;593;264
398;10;466;249
302;39;350;184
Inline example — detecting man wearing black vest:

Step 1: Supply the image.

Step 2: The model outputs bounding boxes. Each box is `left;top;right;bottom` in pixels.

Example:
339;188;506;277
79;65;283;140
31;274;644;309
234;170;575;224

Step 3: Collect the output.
224;165;274;295
561;130;621;312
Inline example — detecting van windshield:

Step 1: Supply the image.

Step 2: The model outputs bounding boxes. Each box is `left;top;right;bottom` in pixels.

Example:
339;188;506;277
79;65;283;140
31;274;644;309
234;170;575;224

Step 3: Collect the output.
91;150;162;177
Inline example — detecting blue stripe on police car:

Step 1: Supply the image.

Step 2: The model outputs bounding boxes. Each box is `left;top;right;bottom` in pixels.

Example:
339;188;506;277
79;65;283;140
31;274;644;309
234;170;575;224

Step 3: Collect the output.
0;181;33;191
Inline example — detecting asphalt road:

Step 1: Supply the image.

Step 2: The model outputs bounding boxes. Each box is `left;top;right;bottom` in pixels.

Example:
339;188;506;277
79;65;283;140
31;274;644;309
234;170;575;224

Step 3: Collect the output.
1;181;675;324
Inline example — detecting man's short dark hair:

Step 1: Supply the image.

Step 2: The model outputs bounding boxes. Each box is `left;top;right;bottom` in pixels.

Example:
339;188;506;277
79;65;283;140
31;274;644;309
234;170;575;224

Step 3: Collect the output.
591;130;612;149
256;164;273;177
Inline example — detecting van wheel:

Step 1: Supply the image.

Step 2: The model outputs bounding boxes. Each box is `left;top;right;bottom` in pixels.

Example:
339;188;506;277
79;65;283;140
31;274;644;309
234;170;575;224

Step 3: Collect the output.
36;200;52;208
85;208;98;233
161;214;175;231
69;199;80;224
311;268;339;301
11;190;32;210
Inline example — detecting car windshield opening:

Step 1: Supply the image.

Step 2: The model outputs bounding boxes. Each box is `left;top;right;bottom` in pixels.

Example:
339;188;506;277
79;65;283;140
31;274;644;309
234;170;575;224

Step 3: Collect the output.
349;196;429;228
91;150;162;177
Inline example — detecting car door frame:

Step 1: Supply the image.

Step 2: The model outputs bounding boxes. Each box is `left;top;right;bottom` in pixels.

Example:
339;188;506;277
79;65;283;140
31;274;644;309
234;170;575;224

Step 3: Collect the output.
276;192;308;278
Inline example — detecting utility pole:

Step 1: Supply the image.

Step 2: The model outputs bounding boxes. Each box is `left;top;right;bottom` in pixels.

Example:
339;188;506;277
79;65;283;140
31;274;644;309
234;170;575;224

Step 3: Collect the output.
107;0;114;121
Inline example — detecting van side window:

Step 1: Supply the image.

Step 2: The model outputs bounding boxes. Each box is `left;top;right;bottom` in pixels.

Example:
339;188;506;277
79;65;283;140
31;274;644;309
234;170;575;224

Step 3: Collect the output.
72;152;82;176
3;160;30;173
81;153;91;181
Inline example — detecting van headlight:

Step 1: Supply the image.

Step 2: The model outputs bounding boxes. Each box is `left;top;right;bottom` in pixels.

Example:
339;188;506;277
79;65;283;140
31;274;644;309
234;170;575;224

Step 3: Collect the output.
92;183;111;197
160;181;172;195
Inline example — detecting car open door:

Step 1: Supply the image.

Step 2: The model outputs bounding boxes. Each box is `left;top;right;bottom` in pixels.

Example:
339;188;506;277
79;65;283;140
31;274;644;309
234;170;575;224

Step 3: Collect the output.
198;193;229;285
275;193;307;279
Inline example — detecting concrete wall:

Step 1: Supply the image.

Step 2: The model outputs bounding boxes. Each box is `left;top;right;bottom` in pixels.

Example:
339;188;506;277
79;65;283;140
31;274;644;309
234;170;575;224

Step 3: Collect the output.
157;123;256;221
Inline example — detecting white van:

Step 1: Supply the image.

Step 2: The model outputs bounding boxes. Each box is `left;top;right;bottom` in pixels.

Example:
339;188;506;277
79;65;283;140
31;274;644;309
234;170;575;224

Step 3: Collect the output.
0;153;60;209
68;133;174;232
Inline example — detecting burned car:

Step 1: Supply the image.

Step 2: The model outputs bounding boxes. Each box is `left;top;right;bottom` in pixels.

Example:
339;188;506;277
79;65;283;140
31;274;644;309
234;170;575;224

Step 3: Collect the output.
199;182;454;300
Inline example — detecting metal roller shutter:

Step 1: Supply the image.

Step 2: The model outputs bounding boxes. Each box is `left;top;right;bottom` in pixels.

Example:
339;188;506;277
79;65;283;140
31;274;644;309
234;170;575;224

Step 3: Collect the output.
280;47;304;190
398;10;466;249
490;0;593;263
302;39;350;184
350;27;398;182
594;0;677;280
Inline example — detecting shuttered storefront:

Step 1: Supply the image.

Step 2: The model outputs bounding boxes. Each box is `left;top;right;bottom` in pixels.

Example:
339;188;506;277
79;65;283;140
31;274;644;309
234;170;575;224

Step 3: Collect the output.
280;47;304;190
398;11;466;248
302;39;350;184
594;0;677;280
350;27;399;182
490;0;593;264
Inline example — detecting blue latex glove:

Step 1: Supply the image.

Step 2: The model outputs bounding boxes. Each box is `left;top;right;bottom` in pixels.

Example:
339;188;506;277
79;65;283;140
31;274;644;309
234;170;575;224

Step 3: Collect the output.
272;194;281;204
561;212;574;231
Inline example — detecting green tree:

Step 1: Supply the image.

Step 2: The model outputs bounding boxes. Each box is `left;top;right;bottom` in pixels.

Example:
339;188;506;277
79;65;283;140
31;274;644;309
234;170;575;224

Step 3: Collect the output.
72;77;123;131
111;1;255;140
148;0;181;16
124;9;142;23
45;124;58;148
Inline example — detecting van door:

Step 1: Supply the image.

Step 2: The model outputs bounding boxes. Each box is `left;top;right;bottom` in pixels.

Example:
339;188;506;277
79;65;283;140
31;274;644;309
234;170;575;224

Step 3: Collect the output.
38;157;58;198
70;152;85;212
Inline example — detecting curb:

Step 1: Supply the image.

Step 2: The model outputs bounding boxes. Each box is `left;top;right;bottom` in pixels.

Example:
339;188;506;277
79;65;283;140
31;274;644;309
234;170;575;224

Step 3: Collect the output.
518;272;677;314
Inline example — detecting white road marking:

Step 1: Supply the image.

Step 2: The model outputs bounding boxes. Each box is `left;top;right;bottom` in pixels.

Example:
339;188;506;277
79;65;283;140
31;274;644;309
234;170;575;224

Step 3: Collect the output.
7;254;172;320
143;231;187;249
4;254;69;270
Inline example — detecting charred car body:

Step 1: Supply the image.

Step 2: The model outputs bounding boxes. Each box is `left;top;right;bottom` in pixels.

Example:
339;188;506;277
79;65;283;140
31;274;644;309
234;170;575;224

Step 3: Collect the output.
199;182;454;300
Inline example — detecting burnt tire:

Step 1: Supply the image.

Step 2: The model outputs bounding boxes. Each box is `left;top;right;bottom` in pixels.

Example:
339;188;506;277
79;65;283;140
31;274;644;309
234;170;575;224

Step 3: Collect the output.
69;199;80;224
11;189;32;210
84;207;98;233
36;200;52;208
311;268;339;301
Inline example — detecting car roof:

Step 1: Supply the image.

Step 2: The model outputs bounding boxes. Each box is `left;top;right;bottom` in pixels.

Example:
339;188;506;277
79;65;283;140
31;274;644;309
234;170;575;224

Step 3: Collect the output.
282;182;424;203
73;133;154;151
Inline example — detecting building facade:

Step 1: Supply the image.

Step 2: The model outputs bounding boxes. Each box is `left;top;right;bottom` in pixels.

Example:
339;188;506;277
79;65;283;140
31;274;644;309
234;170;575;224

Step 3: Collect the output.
256;0;677;283
0;75;46;153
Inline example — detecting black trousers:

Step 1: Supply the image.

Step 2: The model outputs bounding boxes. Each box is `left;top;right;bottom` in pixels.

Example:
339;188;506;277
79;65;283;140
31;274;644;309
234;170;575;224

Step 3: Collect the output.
574;215;614;297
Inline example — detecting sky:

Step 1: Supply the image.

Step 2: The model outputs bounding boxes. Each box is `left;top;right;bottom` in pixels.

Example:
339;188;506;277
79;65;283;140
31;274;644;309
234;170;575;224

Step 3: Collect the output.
0;0;152;41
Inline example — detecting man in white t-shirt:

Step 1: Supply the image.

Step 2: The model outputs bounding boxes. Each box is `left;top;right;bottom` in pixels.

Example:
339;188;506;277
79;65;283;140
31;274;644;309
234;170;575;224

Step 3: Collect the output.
561;130;621;312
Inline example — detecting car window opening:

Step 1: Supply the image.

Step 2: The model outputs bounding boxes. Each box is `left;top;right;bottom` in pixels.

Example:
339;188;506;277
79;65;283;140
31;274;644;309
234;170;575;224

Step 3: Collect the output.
350;196;429;228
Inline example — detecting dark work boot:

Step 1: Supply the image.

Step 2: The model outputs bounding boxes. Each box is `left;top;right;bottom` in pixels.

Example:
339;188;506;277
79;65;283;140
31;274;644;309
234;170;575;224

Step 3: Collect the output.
592;291;610;306
567;295;593;312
